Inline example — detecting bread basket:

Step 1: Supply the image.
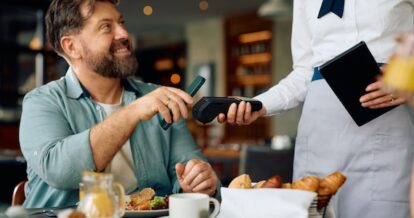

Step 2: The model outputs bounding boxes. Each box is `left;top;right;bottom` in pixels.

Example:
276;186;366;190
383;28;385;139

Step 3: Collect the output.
308;196;328;218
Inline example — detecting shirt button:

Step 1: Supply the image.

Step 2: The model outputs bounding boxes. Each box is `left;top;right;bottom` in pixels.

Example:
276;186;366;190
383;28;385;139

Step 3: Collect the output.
34;151;37;156
96;106;101;110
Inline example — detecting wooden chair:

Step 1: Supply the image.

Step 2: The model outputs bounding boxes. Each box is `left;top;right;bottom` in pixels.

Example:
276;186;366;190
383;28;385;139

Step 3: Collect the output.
12;180;27;206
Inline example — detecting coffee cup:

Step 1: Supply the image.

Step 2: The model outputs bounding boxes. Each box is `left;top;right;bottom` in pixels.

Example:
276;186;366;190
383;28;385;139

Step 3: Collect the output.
169;193;220;218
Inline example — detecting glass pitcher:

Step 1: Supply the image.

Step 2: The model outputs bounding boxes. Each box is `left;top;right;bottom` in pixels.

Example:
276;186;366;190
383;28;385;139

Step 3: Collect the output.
77;171;125;218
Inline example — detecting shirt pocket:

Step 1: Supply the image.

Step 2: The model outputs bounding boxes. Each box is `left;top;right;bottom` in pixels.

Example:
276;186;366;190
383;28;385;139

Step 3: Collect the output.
371;134;414;202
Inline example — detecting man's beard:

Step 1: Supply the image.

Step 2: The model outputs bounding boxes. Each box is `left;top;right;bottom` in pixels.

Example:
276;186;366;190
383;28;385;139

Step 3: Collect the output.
82;39;138;79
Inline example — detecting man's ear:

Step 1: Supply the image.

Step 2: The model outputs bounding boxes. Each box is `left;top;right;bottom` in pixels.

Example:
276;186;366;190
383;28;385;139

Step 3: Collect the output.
60;36;81;59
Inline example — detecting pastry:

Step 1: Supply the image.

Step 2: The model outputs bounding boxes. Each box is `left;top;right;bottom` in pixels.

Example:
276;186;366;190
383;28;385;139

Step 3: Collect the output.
228;174;252;189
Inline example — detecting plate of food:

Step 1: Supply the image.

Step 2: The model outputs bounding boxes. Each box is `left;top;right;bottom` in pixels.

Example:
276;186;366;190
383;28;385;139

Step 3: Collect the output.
124;188;169;218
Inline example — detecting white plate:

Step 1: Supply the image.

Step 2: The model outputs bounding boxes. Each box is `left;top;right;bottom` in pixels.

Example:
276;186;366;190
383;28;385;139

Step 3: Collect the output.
123;209;169;218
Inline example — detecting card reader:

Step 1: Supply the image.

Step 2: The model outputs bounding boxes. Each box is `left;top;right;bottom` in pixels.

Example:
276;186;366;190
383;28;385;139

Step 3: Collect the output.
192;97;262;124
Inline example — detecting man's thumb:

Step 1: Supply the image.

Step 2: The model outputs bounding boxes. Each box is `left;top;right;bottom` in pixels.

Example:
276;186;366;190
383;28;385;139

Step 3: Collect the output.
175;163;185;180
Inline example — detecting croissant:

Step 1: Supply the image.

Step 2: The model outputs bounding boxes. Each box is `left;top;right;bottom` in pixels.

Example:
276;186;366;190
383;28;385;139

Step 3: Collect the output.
317;171;347;209
282;183;292;189
262;175;283;188
292;176;320;192
253;180;266;189
318;171;347;196
228;174;252;189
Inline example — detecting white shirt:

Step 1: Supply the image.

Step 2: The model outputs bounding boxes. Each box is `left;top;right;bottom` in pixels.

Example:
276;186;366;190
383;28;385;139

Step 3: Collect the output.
255;0;414;115
96;96;138;194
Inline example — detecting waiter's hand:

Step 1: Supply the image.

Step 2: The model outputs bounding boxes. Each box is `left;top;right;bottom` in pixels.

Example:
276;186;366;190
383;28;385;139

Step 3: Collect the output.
217;101;267;125
360;80;407;109
176;159;218;196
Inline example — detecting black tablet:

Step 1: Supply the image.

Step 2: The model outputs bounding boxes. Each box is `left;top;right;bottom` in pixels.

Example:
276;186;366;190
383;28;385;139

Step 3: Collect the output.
319;41;396;126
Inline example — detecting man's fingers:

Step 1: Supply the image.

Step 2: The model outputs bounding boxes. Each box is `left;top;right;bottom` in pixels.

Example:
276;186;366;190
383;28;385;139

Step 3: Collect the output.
175;163;185;180
157;102;172;123
182;159;199;179
178;160;217;196
192;179;214;192
167;87;193;105
165;93;189;120
188;171;209;188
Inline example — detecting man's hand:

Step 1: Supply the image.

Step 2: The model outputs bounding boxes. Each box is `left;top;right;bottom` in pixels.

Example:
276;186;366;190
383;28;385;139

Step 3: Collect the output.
217;101;267;125
360;80;407;109
175;159;218;196
133;86;193;123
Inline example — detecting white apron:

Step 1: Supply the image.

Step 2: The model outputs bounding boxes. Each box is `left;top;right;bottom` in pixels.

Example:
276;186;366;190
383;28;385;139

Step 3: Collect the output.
294;79;414;218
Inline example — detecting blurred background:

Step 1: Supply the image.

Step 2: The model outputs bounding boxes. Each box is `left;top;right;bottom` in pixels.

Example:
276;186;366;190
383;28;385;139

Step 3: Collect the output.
0;0;301;205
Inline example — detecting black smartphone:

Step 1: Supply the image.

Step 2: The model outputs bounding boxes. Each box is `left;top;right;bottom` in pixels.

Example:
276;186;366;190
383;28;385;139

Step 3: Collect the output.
160;75;206;130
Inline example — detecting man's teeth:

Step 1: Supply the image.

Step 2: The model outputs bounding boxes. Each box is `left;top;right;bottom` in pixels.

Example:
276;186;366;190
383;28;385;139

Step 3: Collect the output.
115;48;129;53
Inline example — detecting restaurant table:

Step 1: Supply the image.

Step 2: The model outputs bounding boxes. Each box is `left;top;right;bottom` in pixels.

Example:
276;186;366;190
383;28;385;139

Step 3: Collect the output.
25;205;76;218
25;207;170;218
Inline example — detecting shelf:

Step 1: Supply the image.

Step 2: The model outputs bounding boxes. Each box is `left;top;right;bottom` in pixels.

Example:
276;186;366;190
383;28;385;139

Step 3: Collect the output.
233;74;271;86
238;30;272;44
203;148;240;159
225;12;273;143
239;53;271;65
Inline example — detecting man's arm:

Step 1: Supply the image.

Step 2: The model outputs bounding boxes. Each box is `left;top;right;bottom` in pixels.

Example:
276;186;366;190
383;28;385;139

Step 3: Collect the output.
20;86;192;188
20;91;95;189
90;86;193;171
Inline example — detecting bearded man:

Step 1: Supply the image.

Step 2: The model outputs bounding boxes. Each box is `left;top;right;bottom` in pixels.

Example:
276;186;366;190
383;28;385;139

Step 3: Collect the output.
19;0;220;208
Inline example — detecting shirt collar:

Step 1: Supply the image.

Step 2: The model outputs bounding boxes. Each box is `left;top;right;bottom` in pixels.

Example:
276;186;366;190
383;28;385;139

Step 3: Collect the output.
65;67;141;99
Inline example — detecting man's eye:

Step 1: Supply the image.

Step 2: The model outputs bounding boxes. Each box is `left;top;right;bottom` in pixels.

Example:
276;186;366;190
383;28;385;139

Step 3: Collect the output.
119;20;126;26
100;23;111;31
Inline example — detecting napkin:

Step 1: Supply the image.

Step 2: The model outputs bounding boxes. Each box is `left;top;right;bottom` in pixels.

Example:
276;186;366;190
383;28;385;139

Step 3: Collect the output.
218;187;316;218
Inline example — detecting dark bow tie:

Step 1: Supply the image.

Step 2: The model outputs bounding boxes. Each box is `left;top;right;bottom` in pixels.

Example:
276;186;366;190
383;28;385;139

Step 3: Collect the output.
318;0;344;18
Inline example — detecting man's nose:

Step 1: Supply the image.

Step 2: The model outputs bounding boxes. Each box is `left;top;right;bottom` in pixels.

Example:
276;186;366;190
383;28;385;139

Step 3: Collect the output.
114;24;129;40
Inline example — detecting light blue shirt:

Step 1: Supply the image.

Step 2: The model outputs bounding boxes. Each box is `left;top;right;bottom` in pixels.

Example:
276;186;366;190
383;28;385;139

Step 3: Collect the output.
19;67;220;208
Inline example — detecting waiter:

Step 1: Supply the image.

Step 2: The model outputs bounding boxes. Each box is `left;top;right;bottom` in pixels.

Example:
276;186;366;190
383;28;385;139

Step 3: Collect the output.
219;0;414;217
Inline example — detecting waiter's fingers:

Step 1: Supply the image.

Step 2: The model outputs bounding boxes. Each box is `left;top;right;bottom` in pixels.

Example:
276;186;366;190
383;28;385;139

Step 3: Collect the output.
217;113;226;123
244;102;252;122
369;96;406;109
360;89;388;104
361;93;391;107
235;101;246;125
226;103;238;124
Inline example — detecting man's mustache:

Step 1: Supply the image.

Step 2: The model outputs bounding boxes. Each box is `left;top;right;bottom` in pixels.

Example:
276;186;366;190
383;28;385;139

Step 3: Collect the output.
110;39;131;53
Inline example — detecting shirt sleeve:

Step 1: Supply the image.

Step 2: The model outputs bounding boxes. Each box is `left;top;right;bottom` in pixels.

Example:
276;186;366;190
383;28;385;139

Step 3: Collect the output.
19;90;96;190
255;0;314;116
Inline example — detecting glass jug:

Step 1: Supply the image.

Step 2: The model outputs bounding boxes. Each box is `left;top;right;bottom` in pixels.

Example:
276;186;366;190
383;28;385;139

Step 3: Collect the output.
77;171;125;218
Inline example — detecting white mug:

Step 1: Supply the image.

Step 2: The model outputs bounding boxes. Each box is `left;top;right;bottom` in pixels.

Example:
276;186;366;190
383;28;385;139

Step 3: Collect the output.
169;193;220;218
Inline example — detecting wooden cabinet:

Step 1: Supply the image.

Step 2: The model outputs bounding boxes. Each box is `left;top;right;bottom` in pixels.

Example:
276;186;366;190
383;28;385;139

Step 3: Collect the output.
224;13;273;143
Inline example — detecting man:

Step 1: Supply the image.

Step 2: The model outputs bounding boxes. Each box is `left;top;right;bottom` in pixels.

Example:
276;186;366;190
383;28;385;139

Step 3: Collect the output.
19;0;219;208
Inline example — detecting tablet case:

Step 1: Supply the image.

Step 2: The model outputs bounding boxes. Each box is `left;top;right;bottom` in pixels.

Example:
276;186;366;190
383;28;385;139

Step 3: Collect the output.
318;41;396;126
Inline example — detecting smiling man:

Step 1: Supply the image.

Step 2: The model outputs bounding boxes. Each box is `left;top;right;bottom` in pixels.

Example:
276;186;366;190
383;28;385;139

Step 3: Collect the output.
19;0;220;208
